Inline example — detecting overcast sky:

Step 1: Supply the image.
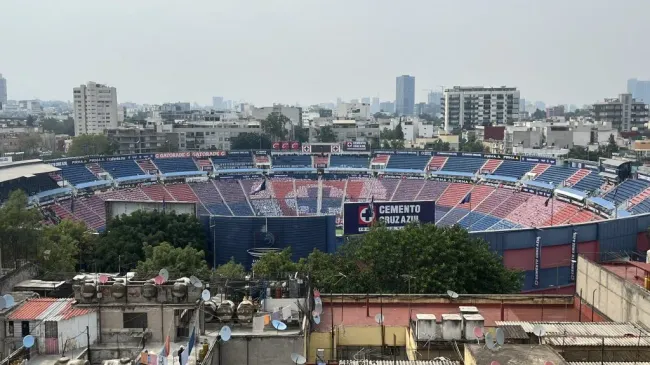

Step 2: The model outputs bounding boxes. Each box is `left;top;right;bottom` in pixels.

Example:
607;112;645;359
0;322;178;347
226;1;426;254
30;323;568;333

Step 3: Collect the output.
2;0;649;107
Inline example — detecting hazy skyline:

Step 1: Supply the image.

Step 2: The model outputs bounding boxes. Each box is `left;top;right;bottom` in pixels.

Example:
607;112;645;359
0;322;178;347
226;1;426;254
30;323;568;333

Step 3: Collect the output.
2;0;650;107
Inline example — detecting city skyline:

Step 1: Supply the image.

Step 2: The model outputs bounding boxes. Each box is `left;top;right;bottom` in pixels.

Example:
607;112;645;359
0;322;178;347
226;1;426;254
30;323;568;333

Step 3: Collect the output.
2;0;650;106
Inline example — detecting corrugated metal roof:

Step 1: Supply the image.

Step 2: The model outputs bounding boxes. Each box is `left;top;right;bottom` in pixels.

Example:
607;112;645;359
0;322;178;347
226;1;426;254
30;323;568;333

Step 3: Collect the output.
499;325;529;340
7;298;94;321
0;163;59;183
544;335;650;347
340;361;460;365
570;363;650;365
494;321;649;338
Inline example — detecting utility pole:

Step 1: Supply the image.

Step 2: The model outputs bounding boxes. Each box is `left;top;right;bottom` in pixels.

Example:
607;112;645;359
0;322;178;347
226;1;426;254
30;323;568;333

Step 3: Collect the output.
86;326;91;363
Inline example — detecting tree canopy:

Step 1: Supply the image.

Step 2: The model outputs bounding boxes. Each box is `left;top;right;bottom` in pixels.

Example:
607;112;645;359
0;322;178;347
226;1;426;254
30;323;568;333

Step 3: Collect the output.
459;136;487;152
136;242;210;279
39;220;93;278
532;109;546;120
317;126;337;143
42;117;75;136
253;223;522;294
262;112;289;140
215;257;247;279
95;210;206;272
68;135;117;156
230;132;273;150
0;191;42;267
424;139;451;151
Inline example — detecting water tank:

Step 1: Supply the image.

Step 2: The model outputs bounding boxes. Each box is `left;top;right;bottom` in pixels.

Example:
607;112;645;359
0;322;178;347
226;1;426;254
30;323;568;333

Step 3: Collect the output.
172;279;189;298
111;282;126;299
463;314;485;340
81;282;96;299
441;314;462;341
216;300;235;322
236;298;255;322
204;301;217;322
415;314;436;341
142;282;157;299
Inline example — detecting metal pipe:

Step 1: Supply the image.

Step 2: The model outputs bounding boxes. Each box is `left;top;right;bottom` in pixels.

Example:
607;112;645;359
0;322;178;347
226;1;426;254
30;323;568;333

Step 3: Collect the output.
579;289;583;322
592;288;597;322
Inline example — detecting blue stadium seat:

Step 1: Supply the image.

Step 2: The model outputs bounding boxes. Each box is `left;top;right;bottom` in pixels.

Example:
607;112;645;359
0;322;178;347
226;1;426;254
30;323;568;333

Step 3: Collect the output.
212;154;253;169
153;158;199;173
442;157;486;174
603;179;650;205
492;161;535;178
273;155;311;167
60;165;97;185
437;208;469;227
330;155;370;168
572;172;602;193
385;154;430;170
534;166;577;185
0;174;59;201
100;160;144;178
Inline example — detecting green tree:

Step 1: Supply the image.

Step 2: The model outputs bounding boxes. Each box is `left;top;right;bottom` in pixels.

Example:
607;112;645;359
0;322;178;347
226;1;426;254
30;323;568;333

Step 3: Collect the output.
230;133;273;149
252;247;298;277
606;134;619;156
459;137;487;152
262;112;289;140
532;108;546;119
42;118;74;135
136;242;210;279
394;122;405;140
39;220;92;278
317;126;337;143
293;127;309;143
302;224;522;294
215;257;246;278
0;191;42;266
95;210;206;272
26;115;35;127
156;140;178;153
18;133;42;157
68;135;117;156
424;139;451;151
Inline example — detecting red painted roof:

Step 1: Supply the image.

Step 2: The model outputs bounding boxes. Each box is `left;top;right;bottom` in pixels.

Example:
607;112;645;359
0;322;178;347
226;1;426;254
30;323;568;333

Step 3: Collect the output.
7;298;94;321
603;262;650;289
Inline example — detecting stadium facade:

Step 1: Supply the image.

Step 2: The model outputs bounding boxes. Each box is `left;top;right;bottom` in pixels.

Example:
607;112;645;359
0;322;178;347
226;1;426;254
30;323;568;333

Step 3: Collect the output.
2;142;649;292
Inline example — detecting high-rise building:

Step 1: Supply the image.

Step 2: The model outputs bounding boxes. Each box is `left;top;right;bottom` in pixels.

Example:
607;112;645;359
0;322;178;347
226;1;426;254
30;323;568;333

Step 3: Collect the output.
212;96;224;110
73;81;119;135
627;78;650;104
592;93;648;131
379;101;395;114
371;97;380;114
427;91;443;115
361;97;370;105
396;75;415;116
442;86;520;130
0;74;7;107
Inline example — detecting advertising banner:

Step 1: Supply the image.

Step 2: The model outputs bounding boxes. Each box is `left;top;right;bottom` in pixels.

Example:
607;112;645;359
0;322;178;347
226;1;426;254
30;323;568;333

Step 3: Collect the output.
534;235;542;288
343;200;435;235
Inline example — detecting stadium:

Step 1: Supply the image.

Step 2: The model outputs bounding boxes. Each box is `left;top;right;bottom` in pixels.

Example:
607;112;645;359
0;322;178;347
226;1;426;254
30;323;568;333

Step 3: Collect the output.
2;141;650;293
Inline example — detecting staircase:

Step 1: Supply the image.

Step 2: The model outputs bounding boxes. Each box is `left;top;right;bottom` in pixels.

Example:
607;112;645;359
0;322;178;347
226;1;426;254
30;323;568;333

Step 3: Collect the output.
479;159;503;174
628;187;650;207
371;154;390;166
427;156;448;171
529;163;550;177
564;169;591;186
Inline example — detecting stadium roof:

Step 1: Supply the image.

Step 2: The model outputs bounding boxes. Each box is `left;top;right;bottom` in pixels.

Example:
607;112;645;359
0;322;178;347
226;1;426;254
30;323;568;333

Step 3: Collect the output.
587;197;615;210
523;180;555;190
115;174;156;183
76;180;112;189
556;187;587;200
484;174;518;183
0;160;60;183
431;170;475;178
601;159;628;167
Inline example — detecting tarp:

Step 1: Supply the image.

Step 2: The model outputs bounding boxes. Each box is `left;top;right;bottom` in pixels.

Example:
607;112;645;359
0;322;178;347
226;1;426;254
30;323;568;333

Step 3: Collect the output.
556;186;588;200
272;167;316;172
523;180;555;190
115;174;156;183
75;180;112;189
483;174;519;183
430;170;475;178
587;197;616;210
162;171;207;177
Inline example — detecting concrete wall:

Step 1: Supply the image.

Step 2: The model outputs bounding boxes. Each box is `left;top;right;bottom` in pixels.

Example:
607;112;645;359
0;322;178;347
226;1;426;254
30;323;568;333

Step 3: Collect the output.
100;306;178;343
211;336;304;365
576;256;650;327
0;263;38;294
307;326;406;362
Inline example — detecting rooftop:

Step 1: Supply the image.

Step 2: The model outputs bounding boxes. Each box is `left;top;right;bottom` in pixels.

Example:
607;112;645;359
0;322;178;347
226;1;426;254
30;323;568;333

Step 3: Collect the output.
601;261;650;290
465;344;568;365
8;298;95;321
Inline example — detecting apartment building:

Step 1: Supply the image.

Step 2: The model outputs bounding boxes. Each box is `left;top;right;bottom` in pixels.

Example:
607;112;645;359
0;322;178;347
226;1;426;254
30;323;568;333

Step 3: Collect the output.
73;81;119;135
396;75;415;116
592;93;648;131
0;74;6;107
442;86;520;130
105;127;170;155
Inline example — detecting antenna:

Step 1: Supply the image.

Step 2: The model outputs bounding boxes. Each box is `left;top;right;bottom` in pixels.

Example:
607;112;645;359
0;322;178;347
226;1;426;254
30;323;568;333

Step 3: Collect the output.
23;335;35;349
3;294;15;308
496;327;505;345
374;313;384;324
189;276;203;288
219;326;232;342
201;290;211;301
290;353;307;365
446;290;459;299
272;320;287;331
159;268;169;282
485;332;495;350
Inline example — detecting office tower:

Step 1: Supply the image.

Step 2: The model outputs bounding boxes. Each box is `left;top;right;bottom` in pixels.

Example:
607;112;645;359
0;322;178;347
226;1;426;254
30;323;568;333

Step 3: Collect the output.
371;97;380;114
361;97;370;104
0;74;6;107
427;91;443;115
627;78;650;103
396;75;415;116
73;81;119;135
212;96;224;110
442;86;520;130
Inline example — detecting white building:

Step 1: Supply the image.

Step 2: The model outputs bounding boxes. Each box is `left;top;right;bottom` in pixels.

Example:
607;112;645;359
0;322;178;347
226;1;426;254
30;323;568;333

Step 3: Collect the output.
443;86;520;130
0;74;7;107
336;102;371;119
73;81;119;135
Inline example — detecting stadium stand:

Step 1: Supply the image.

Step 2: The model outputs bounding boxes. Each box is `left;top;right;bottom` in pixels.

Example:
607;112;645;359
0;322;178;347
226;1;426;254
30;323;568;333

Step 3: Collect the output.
456;185;494;210
213;180;254;216
602;179;650;206
165;183;209;215
189;182;232;216
385;154;430;170
120;187;150;201
137;159;157;174
566;208;596;224
370;154;390;165
212;154;254;169
0;173;59;201
366;178;400;200
492;160;535;178
86;163;104;177
153;158;199;173
320;179;346;215
437;207;470;227
442;157;485;174
462;212;501;231
254;155;270;165
312;155;329;167
271;178;298;216
59;164;97;185
436;183;473;207
479;159;503;174
415;180;449;201
528;163;550;176
565;169;591;186
100;160;145;178
489;191;529;218
295;179;319;214
571;171;602;193
427;156;447;171
391;179;425;201
195;159;214;171
506;195;562;227
141;185;174;201
345;178;370;201
272;155;311;168
330;155;370;168
534;165;577;185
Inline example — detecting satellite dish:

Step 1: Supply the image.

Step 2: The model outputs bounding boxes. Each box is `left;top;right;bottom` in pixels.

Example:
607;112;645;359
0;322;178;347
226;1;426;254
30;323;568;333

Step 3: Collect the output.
374;314;384;324
23;335;35;348
496;328;505;345
201;290;211;301
447;290;459;299
313;297;323;315
533;324;546;337
219;326;232;342
99;274;109;284
3;294;15;308
159;268;169;281
544;362;554;365
272;320;287;331
473;326;483;339
313;315;321;324
490;362;501;365
189;276;202;288
153;275;165;285
485;332;495;350
290;353;307;365
0;297;6;309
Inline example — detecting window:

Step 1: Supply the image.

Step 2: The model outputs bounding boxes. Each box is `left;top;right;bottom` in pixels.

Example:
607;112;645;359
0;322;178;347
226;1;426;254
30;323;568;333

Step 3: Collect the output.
123;313;148;329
